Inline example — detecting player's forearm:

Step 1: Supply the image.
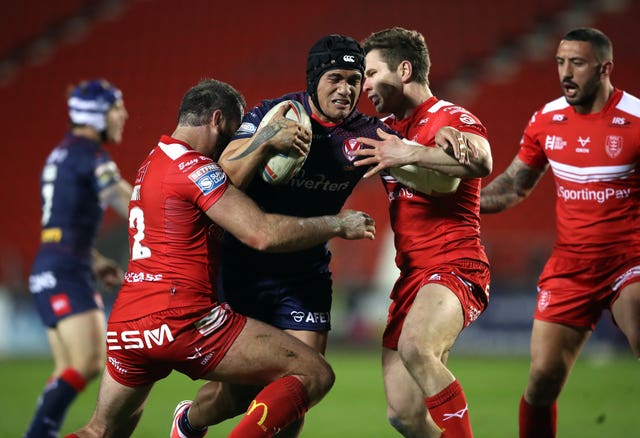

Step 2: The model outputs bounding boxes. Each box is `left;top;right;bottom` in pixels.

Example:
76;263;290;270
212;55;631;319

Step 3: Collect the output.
480;174;523;213
251;215;343;253
480;157;545;213
417;145;491;179
219;137;271;189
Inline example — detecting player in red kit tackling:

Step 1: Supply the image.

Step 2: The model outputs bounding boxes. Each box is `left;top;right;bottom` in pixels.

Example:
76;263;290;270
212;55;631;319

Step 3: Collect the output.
481;28;640;437
353;28;493;437
64;79;376;438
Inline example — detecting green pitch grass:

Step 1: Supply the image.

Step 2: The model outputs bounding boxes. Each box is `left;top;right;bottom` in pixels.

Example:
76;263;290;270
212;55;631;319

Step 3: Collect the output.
1;350;637;437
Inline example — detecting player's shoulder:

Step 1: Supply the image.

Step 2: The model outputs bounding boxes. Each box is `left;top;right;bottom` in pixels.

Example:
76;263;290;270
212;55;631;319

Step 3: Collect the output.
525;96;570;127
615;90;640;119
154;138;227;195
538;96;571;115
155;136;214;171
427;98;484;130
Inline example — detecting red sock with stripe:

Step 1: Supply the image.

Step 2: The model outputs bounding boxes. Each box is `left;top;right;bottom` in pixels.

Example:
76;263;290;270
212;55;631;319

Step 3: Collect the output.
425;380;473;437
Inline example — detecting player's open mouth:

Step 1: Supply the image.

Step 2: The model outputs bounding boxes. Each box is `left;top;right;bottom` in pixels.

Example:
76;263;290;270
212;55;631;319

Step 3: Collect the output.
563;82;578;97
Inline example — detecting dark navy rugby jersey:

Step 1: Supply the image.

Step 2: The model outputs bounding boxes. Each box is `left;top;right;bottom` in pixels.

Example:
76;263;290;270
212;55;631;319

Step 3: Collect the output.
31;134;121;269
222;91;396;276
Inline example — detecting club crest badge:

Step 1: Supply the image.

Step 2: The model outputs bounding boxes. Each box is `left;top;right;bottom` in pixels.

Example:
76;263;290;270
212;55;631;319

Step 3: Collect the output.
342;138;361;162
537;289;551;312
605;135;623;158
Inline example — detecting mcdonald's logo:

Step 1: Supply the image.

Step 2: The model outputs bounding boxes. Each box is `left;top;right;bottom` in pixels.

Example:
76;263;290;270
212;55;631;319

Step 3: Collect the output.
247;400;269;431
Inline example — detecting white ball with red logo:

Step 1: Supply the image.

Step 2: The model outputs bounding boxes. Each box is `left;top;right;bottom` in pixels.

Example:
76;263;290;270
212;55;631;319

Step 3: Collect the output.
389;139;461;195
260;100;312;184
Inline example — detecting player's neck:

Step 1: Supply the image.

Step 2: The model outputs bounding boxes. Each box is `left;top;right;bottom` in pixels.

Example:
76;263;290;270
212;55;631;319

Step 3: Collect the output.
576;83;614;115
395;83;433;120
71;126;101;143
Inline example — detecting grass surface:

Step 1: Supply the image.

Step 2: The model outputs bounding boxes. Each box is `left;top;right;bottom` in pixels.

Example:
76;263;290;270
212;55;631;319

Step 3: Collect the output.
2;350;637;437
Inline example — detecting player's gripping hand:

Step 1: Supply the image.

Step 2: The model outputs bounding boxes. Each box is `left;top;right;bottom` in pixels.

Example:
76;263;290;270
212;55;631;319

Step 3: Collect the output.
264;104;311;157
435;126;479;165
336;209;376;240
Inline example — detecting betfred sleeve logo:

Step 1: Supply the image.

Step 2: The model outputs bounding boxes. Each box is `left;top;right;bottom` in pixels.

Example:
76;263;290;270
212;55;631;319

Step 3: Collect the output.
188;164;227;195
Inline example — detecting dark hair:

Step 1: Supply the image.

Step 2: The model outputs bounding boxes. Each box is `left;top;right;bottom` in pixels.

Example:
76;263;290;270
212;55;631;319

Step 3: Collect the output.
178;79;246;126
363;27;430;86
562;28;613;63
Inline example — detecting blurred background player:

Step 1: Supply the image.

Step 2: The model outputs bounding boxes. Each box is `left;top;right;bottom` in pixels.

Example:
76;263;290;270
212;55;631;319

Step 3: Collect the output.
62;78;376;438
170;34;395;437
24;79;132;438
354;27;493;437
480;27;640;438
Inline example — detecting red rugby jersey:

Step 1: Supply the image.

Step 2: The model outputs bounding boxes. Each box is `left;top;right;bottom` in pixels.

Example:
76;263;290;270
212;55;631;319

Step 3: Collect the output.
518;89;640;257
110;135;228;321
384;97;489;270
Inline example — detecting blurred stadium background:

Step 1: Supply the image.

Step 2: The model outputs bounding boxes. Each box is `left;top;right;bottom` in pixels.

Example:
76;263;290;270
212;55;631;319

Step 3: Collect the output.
0;0;637;360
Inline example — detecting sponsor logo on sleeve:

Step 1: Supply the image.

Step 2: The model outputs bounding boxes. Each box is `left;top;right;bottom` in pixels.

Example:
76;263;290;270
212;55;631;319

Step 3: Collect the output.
236;121;257;136
459;113;476;125
188;164;226;195
135;162;150;184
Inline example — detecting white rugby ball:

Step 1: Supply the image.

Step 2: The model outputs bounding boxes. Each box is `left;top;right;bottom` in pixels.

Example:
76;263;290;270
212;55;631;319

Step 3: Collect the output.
260;100;311;184
389;139;461;195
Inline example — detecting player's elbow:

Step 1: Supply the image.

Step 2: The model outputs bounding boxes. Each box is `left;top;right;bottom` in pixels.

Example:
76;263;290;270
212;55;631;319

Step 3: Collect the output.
241;228;278;252
478;155;492;178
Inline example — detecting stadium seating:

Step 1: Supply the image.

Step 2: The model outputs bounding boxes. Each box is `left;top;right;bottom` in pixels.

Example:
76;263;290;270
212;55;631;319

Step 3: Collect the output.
0;0;637;288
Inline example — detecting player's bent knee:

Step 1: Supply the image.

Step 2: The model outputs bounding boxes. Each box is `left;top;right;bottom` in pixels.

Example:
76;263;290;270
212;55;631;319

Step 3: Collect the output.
301;359;335;403
397;339;440;370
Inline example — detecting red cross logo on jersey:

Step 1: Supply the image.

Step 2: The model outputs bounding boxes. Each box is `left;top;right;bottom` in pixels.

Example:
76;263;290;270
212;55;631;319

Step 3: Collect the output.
605;135;623;158
342;138;362;162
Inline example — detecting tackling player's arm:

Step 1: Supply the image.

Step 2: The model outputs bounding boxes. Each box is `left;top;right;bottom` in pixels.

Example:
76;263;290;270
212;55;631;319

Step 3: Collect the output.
219;105;311;190
354;128;492;179
206;184;375;252
480;156;547;213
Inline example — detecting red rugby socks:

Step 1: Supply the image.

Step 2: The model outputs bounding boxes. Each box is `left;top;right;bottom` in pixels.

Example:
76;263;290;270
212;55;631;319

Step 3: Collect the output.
229;375;309;437
519;394;557;438
425;379;473;437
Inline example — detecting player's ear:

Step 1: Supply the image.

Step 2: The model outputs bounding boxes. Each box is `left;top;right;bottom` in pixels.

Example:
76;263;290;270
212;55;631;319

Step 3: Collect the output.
211;109;224;132
399;60;412;83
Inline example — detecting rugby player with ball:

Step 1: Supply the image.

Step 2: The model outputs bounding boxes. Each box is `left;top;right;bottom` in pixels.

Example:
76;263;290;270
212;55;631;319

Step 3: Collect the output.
169;35;395;438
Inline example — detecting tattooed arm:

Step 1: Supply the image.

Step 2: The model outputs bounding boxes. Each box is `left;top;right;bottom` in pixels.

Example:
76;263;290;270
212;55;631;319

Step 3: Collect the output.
480;156;547;214
219;105;311;190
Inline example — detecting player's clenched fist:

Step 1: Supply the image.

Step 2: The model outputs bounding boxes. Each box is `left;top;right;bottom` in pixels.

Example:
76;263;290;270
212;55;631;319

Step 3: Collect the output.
336;209;376;240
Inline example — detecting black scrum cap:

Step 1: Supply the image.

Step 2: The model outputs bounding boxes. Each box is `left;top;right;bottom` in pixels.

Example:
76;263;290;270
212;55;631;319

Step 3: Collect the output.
306;35;365;117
